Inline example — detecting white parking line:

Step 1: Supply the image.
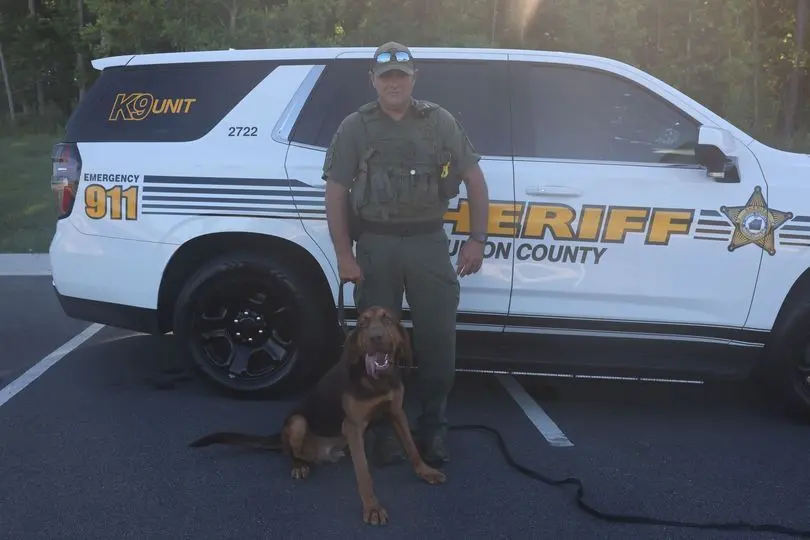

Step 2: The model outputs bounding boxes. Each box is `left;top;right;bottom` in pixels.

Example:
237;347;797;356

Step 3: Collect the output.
497;374;574;447
0;323;105;408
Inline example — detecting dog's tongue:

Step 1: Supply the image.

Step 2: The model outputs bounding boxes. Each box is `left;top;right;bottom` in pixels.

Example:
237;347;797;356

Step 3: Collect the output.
365;353;388;378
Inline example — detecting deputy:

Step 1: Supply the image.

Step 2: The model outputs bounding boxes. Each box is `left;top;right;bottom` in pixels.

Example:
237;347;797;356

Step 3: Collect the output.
322;41;490;467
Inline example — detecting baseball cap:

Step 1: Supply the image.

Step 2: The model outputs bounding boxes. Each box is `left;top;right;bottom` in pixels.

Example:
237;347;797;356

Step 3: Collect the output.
372;41;415;76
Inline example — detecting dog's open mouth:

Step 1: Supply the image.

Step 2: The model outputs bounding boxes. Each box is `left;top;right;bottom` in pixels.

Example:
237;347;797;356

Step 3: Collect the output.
365;353;392;378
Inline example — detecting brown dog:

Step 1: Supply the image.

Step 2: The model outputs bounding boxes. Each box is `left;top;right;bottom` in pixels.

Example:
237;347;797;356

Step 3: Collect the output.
188;305;446;525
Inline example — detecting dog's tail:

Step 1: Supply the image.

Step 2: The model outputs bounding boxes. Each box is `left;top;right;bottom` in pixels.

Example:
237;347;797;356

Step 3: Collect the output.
188;431;283;451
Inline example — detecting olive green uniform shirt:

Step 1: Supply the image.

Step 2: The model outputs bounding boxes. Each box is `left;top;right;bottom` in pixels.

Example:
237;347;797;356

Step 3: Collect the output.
322;101;481;191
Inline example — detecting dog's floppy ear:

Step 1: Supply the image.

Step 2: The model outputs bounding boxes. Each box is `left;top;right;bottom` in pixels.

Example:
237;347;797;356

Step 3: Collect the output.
341;328;363;365
394;320;414;369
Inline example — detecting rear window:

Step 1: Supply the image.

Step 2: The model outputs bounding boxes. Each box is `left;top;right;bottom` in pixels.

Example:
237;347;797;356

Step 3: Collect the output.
65;60;281;143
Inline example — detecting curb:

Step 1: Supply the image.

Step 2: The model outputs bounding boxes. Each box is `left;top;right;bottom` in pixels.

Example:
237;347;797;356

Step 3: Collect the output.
0;254;52;276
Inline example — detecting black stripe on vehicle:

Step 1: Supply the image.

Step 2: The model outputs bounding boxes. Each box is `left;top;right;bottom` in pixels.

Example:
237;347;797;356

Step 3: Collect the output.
694;236;727;241
697;219;730;227
141;210;305;219
699;209;722;217
142;186;323;198
142;195;324;206
504;313;767;343
782;224;810;232
341;308;768;344
779;233;810;240
141;209;327;220
142;175;312;188
791;216;810;223
142;204;325;213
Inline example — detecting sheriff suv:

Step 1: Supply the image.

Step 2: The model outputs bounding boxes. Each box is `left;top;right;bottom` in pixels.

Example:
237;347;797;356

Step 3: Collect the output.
49;46;810;416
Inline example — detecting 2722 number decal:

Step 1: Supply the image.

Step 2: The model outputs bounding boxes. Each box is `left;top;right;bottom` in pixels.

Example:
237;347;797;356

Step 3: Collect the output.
228;126;258;137
85;184;139;221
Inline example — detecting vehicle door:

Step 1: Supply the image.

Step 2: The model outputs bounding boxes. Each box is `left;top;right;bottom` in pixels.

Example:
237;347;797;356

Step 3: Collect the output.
504;54;767;351
283;52;515;331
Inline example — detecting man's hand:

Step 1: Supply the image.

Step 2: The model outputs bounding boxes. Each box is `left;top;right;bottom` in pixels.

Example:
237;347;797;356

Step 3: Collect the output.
456;163;488;278
456;238;484;277
338;254;364;283
325;179;363;283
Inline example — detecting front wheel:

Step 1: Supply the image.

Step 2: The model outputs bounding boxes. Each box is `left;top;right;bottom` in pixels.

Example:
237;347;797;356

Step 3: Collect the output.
765;300;810;419
172;251;331;396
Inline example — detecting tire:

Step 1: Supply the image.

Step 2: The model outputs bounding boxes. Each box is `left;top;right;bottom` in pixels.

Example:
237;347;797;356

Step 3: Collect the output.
765;298;810;420
172;250;331;396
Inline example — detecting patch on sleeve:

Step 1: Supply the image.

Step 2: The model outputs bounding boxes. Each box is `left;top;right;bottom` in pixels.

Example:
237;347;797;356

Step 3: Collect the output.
321;132;339;179
455;117;478;154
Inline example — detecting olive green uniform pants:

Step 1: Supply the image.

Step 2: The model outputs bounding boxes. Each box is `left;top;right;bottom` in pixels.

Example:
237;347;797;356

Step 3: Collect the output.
353;227;460;439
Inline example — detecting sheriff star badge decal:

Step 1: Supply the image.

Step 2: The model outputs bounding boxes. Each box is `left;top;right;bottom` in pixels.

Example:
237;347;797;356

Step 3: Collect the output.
720;186;792;256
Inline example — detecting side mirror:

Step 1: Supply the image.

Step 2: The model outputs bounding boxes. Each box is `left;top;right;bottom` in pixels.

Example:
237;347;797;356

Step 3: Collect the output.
694;126;740;183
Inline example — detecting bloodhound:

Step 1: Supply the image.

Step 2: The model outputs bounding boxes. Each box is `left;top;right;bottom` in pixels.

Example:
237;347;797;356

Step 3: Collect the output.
188;305;446;525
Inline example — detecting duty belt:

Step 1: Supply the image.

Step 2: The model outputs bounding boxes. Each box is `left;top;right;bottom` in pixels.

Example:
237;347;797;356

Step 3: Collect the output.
356;218;443;237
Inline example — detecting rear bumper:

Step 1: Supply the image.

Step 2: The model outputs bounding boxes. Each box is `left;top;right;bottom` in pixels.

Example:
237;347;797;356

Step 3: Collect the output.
49;219;174;334
54;284;162;334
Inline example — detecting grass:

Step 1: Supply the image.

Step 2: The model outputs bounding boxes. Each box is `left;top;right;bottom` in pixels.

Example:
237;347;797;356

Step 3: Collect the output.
0;133;62;253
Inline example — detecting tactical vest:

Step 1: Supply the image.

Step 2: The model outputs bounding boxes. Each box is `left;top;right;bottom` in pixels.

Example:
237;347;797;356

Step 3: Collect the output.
349;99;461;225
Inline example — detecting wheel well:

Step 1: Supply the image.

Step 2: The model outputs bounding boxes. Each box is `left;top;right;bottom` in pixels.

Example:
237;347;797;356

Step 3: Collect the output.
156;232;338;335
766;267;810;348
774;268;810;323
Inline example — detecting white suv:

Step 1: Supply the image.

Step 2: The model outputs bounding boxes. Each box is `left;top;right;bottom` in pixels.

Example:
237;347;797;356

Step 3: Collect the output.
49;46;810;416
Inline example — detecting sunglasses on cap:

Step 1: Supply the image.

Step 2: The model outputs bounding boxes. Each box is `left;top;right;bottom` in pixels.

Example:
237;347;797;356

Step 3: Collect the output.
375;50;412;64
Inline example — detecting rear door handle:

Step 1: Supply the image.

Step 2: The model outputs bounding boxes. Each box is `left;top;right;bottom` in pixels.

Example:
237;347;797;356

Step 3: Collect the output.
525;185;581;197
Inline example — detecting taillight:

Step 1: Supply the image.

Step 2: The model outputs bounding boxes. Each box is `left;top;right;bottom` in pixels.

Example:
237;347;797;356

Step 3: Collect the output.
50;142;82;219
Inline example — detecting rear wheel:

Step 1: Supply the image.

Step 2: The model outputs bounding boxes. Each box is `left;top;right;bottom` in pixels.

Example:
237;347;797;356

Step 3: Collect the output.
172;251;330;396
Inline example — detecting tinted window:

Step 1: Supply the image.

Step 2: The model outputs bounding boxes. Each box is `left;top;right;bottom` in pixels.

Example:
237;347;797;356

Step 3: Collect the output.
510;63;700;165
291;59;511;157
65;61;280;143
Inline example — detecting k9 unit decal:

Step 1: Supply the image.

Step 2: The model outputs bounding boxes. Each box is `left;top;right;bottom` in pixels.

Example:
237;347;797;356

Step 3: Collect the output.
108;93;197;121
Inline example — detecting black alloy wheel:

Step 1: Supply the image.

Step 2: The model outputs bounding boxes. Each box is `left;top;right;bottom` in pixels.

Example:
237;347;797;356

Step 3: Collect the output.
193;282;295;381
173;251;331;395
791;343;810;409
764;298;810;420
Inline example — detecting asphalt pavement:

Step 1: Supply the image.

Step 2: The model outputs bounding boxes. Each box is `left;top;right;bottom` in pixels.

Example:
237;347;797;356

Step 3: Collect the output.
0;276;89;388
1;275;809;539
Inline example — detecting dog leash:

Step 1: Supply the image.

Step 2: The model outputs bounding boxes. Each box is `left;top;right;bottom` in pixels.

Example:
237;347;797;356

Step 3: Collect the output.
445;423;810;538
337;279;349;337
334;279;808;537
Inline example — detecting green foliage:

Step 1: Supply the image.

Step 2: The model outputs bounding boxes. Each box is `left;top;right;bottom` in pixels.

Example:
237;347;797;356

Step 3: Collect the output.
0;0;808;151
0;133;61;252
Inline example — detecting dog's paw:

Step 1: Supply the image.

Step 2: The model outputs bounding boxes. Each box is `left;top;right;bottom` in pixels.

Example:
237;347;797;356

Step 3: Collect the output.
362;500;388;526
291;463;310;480
416;464;446;485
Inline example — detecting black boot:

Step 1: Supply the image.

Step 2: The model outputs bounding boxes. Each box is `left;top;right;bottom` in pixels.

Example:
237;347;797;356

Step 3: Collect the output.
419;426;450;467
417;392;451;467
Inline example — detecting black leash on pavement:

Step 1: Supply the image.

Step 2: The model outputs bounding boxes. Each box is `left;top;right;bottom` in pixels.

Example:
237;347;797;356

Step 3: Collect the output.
337;280;810;538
